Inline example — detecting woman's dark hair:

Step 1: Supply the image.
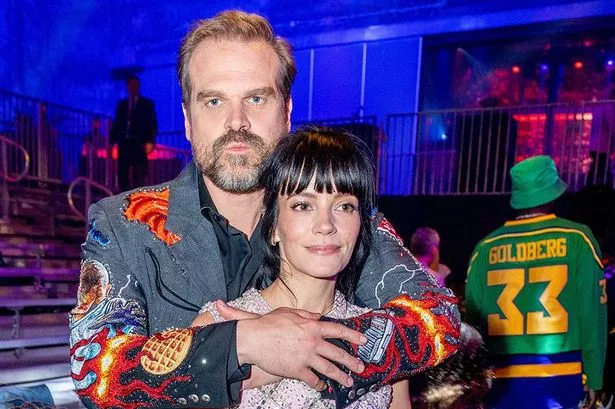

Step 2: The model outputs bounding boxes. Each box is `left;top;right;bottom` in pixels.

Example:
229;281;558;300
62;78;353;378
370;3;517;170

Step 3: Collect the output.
258;126;376;299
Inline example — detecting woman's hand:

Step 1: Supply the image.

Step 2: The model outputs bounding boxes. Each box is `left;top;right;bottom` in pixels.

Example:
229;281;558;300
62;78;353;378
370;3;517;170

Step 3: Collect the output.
192;301;260;327
191;311;215;327
390;379;411;409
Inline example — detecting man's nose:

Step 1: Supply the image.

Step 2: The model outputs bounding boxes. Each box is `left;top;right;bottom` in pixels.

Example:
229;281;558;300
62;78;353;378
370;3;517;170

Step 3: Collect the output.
225;103;250;131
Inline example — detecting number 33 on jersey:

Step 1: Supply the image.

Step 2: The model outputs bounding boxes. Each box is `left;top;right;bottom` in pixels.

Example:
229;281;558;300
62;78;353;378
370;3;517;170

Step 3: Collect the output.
465;214;607;380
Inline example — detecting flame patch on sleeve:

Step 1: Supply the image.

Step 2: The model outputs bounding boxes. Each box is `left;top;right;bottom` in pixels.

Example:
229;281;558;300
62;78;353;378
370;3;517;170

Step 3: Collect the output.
71;327;192;409
123;188;181;245
344;292;460;385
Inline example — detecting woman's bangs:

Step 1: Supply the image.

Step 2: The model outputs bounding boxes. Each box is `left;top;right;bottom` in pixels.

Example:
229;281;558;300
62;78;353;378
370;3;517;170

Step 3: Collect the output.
279;156;364;199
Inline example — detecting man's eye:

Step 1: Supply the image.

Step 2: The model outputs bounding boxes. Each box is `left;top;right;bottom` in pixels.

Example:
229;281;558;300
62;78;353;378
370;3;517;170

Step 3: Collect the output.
248;96;264;105
207;98;221;107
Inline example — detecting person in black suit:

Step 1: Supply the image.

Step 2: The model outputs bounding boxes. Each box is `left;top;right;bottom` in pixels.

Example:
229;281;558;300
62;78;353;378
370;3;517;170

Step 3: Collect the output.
110;75;158;191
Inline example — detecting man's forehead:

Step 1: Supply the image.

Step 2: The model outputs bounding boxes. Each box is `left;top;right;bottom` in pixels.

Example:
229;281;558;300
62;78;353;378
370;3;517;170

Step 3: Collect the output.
187;39;282;101
189;38;280;75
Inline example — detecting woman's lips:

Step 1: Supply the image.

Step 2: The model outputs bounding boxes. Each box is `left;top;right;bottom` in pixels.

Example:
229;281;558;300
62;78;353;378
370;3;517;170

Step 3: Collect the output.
306;245;341;255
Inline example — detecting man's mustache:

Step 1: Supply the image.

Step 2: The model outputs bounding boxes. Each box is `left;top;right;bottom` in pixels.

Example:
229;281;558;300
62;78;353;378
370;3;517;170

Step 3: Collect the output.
213;129;266;152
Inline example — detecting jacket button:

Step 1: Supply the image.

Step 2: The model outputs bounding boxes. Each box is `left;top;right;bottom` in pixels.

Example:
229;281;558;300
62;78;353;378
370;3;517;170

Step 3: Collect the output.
369;384;379;392
348;390;356;400
201;394;211;403
177;398;187;405
188;394;199;403
357;388;366;396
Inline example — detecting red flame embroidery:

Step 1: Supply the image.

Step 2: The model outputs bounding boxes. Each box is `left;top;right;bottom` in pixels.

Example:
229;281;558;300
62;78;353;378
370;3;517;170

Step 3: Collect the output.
124;188;181;245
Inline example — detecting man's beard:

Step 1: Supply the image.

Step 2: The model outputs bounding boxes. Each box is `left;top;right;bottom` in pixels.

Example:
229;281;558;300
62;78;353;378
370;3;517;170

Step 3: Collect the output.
193;129;273;193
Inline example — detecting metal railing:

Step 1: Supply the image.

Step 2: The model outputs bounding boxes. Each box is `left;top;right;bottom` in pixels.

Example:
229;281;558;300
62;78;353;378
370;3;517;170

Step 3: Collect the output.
293;116;378;141
160;116;382;185
0;89;114;185
6;86;615;212
0;89;117;227
67;177;114;222
141;145;193;189
156;131;191;151
0;135;30;183
293;116;381;188
380;101;615;195
70;144;191;228
1;90;192;213
80;142;192;192
0;135;31;222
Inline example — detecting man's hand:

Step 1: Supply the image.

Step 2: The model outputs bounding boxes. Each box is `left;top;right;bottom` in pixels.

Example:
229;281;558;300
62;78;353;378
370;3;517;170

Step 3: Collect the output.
242;364;283;390
234;305;367;391
581;388;598;409
214;302;285;390
145;142;154;155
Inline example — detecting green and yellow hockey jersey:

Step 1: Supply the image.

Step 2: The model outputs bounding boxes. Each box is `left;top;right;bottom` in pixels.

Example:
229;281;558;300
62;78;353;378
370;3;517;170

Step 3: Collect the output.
466;214;607;389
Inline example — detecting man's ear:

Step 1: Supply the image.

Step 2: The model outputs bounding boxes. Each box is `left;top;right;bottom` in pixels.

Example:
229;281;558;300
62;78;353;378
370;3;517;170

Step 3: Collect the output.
285;98;293;132
430;245;440;267
182;103;192;142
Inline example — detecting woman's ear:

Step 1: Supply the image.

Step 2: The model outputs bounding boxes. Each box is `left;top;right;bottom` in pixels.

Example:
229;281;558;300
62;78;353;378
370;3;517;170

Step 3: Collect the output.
271;226;281;246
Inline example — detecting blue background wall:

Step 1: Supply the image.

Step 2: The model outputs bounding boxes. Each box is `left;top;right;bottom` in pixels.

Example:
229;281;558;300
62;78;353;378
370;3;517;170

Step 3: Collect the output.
1;0;614;128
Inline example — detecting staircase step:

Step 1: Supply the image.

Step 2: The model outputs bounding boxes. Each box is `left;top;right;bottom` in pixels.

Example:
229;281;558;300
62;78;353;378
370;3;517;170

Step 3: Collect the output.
0;223;85;241
0;267;79;277
0;317;71;331
0;324;69;341
0;285;47;298
8;183;106;212
3;182;88;237
0;267;80;287
0;348;71;385
0;240;81;257
2;297;77;309
0;233;80;247
11;202;84;227
0;335;69;351
2;257;80;270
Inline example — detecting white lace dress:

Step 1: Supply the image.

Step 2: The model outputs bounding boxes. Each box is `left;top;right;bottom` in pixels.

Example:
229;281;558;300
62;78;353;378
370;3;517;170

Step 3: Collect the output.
200;288;392;409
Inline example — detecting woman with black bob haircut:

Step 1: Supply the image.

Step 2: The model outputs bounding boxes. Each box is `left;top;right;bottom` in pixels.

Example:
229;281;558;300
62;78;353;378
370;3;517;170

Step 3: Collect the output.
257;126;377;299
198;126;411;408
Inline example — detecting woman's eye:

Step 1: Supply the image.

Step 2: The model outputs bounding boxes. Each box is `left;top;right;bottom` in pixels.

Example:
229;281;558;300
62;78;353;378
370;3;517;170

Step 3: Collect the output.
339;203;358;213
290;202;311;211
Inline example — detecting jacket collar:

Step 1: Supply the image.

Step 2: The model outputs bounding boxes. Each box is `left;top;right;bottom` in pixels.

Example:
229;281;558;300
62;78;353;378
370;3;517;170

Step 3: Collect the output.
165;161;202;237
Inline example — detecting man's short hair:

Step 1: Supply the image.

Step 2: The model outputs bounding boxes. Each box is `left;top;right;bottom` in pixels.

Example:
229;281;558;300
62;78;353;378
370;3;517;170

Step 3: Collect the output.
126;75;140;85
410;227;440;257
177;10;297;107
